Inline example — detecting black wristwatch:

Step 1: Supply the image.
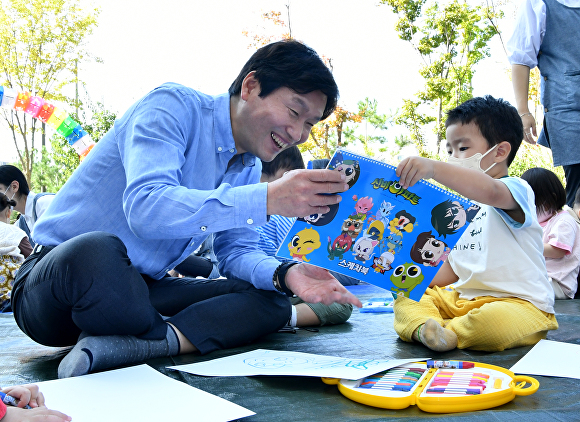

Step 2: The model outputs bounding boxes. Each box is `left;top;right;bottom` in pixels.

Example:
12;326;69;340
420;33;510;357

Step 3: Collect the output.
272;261;299;297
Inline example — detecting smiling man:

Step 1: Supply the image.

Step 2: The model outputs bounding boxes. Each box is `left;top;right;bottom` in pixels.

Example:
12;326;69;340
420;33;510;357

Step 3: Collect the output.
11;40;362;378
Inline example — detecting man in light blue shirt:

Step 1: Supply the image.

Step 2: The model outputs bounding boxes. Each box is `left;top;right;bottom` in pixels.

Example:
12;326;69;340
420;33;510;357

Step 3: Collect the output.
11;40;361;378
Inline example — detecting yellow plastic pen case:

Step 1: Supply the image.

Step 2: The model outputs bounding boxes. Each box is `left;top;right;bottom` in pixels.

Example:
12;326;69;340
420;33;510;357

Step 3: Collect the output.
322;361;538;413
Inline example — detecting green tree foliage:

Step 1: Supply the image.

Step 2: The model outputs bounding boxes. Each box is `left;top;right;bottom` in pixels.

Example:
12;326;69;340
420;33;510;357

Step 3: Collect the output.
0;0;100;184
32;102;116;192
381;0;501;154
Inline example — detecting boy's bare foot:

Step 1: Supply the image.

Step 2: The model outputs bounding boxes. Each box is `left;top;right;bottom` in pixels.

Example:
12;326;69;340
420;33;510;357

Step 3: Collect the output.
413;318;458;352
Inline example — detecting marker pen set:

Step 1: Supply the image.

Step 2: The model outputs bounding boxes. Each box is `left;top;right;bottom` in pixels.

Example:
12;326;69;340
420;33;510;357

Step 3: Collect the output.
425;370;490;395
0;85;95;160
359;366;426;392
323;360;540;413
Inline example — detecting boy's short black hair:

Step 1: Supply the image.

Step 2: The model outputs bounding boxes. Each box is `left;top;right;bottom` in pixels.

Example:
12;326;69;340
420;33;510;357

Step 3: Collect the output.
261;146;305;177
445;95;523;166
309;158;330;170
521;167;566;215
229;39;339;121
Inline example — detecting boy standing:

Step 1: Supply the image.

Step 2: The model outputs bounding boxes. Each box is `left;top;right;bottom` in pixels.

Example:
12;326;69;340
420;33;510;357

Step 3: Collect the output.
393;96;558;352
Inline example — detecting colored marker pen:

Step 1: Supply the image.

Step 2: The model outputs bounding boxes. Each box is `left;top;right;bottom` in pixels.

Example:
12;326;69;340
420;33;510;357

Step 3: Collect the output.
426;360;475;369
0;392;32;409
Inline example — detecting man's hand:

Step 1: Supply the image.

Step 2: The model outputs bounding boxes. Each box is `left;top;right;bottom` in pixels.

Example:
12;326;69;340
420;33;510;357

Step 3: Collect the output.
284;263;362;308
267;169;348;217
396;156;436;189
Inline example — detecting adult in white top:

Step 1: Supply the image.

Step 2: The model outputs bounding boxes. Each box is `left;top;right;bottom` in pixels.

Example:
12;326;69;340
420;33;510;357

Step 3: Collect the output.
507;0;580;207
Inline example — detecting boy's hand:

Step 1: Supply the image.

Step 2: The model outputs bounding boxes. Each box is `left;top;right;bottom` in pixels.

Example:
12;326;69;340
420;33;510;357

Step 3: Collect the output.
284;264;362;308
3;406;72;421
267;170;348;218
396;156;436;189
1;385;43;408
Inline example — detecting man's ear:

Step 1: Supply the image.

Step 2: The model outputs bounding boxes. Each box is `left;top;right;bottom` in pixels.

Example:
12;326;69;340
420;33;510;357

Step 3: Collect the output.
495;141;511;163
240;71;260;101
11;180;19;194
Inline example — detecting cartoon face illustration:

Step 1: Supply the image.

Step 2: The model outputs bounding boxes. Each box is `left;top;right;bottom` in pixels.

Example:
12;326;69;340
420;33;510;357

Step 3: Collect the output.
377;200;394;221
288;227;321;262
330;152;361;188
389;210;416;235
341;217;364;241
371;251;395;274
327;233;352;260
410;231;451;267
431;200;479;238
354;196;373;215
352;237;378;262
385;232;403;254
298;203;339;226
390;263;424;297
365;220;385;241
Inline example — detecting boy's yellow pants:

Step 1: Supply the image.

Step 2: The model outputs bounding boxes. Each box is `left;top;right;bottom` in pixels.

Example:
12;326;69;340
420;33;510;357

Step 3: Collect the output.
394;287;559;352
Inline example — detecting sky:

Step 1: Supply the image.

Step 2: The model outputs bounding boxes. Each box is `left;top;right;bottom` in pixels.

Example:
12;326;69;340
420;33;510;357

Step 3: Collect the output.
0;0;519;162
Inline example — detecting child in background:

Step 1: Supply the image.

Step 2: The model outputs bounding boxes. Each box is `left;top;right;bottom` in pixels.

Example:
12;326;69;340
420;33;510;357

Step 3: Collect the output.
0;383;70;421
393;95;558;352
521;168;580;299
0;193;32;313
258;148;353;327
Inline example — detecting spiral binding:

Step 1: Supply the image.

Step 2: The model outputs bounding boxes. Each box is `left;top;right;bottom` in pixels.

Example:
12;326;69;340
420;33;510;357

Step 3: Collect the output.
334;148;471;205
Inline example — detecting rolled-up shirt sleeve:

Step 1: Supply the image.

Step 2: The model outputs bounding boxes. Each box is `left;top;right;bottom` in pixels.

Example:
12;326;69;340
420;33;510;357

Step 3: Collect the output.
507;0;546;68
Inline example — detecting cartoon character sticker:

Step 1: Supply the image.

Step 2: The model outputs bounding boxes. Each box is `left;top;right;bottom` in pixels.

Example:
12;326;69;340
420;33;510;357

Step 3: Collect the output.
351;195;374;221
288;227;321;262
388;210;416;236
370;200;395;226
410;231;451;267
431;200;480;238
390;263;424;298
329;151;361;189
371;251;395;274
385;232;403;254
352;237;379;263
341;216;364;242
327;233;352;260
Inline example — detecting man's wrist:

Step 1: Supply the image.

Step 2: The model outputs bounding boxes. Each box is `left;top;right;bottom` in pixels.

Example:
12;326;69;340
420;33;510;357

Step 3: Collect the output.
272;261;298;296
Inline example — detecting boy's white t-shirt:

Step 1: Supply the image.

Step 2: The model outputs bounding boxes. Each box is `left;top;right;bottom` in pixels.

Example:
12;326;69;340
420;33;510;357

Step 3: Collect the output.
541;210;580;298
447;177;555;314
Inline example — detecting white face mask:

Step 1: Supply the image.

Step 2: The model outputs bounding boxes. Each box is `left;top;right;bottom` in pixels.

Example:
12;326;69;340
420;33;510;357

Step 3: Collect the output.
447;145;498;174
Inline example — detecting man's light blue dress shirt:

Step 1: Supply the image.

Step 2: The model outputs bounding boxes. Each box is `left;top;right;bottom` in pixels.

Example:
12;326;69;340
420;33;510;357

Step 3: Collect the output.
34;83;280;290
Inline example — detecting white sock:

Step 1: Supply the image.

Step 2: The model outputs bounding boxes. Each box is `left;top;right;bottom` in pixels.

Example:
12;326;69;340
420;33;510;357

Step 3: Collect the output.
289;305;298;327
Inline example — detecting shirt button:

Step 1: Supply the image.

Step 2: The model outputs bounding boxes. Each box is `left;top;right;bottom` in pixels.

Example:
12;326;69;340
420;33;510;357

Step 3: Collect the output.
218;147;222;152
201;226;207;231
247;218;254;225
190;242;195;247
229;149;234;153
545;107;548;112
544;76;547;81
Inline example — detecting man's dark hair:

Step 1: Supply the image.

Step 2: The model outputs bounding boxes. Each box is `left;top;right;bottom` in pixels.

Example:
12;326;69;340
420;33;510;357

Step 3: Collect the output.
521;167;566;215
445;95;523;166
229;40;339;120
261;146;305;176
308;158;330;170
0;164;30;196
575;186;580;207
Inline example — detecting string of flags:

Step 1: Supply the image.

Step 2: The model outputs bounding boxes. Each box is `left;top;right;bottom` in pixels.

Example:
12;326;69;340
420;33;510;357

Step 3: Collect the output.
0;86;95;160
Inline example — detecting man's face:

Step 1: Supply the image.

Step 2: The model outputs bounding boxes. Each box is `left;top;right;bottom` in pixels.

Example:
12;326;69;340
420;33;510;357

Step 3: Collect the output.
235;74;327;162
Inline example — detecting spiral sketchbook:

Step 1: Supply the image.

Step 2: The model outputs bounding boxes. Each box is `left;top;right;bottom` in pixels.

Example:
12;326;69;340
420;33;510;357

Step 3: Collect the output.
276;149;480;301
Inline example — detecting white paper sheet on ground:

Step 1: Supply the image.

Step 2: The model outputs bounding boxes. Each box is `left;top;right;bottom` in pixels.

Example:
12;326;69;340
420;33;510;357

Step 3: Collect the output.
509;339;580;380
168;349;429;379
35;364;255;422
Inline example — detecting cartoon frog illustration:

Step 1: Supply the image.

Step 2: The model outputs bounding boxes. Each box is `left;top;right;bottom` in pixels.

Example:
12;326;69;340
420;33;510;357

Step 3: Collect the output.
390;263;424;298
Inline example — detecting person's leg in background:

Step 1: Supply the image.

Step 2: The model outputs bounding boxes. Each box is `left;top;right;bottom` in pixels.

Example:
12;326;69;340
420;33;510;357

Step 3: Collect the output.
563;164;580;208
